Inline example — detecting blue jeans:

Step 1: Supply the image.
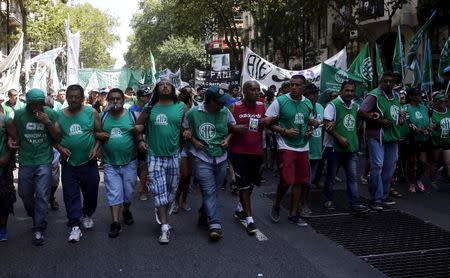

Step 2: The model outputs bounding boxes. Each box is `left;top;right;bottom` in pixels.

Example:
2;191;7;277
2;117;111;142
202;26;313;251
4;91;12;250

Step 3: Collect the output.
323;148;361;207
367;139;398;203
104;160;137;206
310;159;321;184
61;160;100;227
193;157;227;230
18;164;52;232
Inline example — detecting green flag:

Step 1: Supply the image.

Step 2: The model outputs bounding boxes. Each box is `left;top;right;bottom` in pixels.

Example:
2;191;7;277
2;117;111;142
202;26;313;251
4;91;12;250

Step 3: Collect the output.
348;43;373;88
406;10;436;67
144;51;157;85
411;59;422;88
392;25;405;80
422;38;433;92
374;44;384;87
320;63;367;97
438;36;450;78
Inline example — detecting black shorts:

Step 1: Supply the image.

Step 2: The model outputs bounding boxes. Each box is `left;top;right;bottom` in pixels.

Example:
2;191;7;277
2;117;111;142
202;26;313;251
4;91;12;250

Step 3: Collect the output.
231;153;263;191
0;162;16;215
414;140;431;153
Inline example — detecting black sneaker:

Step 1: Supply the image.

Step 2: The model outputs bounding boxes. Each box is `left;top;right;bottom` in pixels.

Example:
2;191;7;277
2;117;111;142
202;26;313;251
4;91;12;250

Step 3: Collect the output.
370;202;384;211
108;222;122;238
234;210;245;221
122;210;134;225
198;213;208;230
351;204;370;215
246;222;257;235
382;198;396;206
288;214;308;227
33;231;45;246
209;228;223;240
49;198;59;211
323;201;336;210
270;206;280;223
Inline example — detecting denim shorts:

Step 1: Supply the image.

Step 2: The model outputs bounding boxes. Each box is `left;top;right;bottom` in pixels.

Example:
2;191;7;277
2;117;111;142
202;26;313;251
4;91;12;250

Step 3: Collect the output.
104;160;138;206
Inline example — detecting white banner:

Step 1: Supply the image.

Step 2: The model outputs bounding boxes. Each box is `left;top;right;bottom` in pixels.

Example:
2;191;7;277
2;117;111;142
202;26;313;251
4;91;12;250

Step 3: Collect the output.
25;47;64;92
0;34;23;96
241;47;347;90
66;18;80;85
211;54;230;71
85;72;100;95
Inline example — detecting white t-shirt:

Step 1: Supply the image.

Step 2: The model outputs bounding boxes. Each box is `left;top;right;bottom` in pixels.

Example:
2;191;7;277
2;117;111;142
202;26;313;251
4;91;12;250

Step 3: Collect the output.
265;94;310;152
323;96;356;147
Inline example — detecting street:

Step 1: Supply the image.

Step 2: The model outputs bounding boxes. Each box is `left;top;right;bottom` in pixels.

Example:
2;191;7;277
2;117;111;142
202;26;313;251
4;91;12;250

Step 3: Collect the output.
1;164;449;278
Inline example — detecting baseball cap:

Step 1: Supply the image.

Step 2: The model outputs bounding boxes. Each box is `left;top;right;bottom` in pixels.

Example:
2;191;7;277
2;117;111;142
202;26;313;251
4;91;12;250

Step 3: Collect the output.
26;88;46;103
205;85;236;106
433;92;446;100
281;81;290;89
98;87;109;94
406;87;421;95
137;85;152;97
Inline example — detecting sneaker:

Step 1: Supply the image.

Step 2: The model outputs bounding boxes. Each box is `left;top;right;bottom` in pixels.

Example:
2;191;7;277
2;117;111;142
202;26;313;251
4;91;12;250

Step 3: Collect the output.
370;202;383;211
408;184;416;193
234;210;246;221
360;175;368;185
383;198;396;206
139;194;148;201
417;181;425;192
209;228;223;240
288;214;308;227
323;200;336;210
68;226;82;242
270;206;280;223
33;231;45;246
158;229;170;244
155;208;161;225
0;226;8;242
81;215;94;229
351;204;370;214
122;210;134;225
108;222;121;238
171;203;179;214
299;206;312;218
334;176;343;183
180;202;192;212
168;202;177;215
49;199;59;211
246;222;258;235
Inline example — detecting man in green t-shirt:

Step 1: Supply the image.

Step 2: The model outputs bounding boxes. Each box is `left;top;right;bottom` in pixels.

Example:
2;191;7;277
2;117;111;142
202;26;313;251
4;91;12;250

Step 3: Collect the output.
135;79;188;244
55;84;102;243
323;81;369;214
184;85;236;240
8;88;60;246
5;89;26;111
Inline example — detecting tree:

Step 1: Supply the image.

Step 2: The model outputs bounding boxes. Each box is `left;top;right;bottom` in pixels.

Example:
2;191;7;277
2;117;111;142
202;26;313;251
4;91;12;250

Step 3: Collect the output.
157;36;208;80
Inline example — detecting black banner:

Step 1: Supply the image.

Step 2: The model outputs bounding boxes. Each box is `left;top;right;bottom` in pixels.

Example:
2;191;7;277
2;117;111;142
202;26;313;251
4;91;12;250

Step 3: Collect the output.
194;69;240;88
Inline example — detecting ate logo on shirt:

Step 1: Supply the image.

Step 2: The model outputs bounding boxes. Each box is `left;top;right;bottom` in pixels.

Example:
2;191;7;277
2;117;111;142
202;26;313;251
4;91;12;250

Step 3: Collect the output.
26;122;45;131
344;114;356;131
294;113;304;125
415;111;423;119
440;118;450;138
390;105;400;122
155;114;168;126
110;127;123;138
199;123;215;141
69;124;82;136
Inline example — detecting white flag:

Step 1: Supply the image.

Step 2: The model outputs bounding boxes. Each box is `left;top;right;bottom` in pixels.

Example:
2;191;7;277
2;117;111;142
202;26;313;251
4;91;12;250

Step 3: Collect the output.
65;18;80;85
0;33;23;96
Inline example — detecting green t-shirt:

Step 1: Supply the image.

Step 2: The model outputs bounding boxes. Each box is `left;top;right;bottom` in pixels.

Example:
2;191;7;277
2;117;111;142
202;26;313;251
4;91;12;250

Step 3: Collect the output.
147;102;185;157
102;110;136;165
277;94;313;148
53;101;63;111
6;100;26;111
405;103;430;142
309;103;324;160
14;107;57;166
0;110;11;175
1;103;14;118
187;106;229;157
369;90;402;142
58;106;96;166
431;108;450;147
332;98;359;153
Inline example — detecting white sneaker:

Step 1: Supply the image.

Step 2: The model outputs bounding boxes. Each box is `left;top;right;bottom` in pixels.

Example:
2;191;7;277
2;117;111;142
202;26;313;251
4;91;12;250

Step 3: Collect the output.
139;194;148;201
68;226;82;243
81;216;94;229
158;229;170;244
155;208;161;225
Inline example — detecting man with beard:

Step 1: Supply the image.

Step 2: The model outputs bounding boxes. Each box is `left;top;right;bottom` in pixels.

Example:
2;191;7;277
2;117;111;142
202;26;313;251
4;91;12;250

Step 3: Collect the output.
7;88;60;246
55;84;102;243
135;79;187;244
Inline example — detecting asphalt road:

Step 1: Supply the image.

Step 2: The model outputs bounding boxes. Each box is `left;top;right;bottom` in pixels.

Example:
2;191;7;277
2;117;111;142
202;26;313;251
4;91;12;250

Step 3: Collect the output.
1;164;449;278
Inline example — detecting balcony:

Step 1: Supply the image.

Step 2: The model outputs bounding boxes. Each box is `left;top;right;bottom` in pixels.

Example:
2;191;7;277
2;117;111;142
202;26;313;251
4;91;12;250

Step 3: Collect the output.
0;1;23;27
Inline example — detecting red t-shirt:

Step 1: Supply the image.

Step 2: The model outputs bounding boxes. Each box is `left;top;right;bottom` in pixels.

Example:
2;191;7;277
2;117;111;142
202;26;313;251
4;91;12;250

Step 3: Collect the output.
230;100;266;155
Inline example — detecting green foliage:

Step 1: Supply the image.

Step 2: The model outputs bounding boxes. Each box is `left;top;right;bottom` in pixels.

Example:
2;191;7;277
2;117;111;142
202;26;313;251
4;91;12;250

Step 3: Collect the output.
157;36;208;80
26;1;119;68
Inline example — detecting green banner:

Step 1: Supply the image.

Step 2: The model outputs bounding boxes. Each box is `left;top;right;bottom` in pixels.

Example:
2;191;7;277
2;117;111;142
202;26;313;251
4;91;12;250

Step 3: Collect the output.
438;36;450;78
320;63;367;97
375;44;384;86
393;25;405;79
348;43;373;88
78;68;145;91
406;10;436;67
422;38;433;91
